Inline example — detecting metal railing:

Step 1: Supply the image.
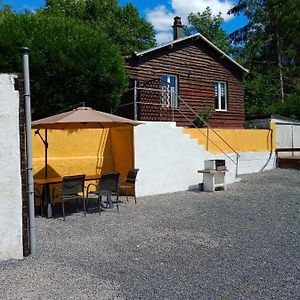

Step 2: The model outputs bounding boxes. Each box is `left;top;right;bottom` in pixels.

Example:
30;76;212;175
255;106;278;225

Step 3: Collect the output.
118;85;240;178
175;94;240;178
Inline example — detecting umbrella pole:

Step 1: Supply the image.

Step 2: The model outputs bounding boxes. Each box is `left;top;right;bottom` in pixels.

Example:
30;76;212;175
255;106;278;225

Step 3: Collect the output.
45;129;48;178
34;129;51;217
34;129;48;178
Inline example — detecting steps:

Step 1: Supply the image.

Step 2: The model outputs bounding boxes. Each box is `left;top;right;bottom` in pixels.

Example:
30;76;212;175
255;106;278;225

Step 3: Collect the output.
134;122;240;197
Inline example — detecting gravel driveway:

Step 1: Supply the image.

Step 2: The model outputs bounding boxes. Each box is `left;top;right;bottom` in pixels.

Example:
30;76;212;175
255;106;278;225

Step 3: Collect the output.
0;169;299;299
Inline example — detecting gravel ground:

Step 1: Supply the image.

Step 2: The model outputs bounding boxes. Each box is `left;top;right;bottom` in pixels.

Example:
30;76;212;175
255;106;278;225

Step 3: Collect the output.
0;168;299;300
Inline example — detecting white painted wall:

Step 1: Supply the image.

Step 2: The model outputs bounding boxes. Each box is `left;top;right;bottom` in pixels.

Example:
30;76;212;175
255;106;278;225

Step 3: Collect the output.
214;151;276;184
134;122;206;196
134;122;276;197
0;74;23;261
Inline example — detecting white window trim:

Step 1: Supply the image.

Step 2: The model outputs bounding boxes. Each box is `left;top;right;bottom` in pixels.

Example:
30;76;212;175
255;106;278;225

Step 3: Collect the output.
161;74;178;108
214;81;227;112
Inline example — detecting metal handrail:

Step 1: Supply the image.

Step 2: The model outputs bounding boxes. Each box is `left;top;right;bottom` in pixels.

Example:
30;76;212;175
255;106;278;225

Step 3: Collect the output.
176;109;238;165
177;94;240;157
175;94;240;178
119;85;240;178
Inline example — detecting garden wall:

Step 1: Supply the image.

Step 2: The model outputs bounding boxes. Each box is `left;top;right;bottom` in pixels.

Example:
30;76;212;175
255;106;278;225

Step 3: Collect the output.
134;122;276;197
32;126;134;193
0;74;23;261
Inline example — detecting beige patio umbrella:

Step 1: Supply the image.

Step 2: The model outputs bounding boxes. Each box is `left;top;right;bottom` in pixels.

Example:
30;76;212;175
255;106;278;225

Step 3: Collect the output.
32;106;140;129
32;106;141;177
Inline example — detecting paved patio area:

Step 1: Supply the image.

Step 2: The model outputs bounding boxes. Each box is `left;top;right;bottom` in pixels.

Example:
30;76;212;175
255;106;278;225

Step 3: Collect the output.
0;169;299;299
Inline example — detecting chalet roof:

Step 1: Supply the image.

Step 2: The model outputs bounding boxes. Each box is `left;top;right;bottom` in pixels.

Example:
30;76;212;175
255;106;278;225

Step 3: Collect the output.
132;33;249;73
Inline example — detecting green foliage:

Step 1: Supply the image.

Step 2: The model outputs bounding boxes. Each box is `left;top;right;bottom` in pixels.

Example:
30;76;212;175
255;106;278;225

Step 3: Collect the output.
243;66;279;118
193;107;212;128
185;7;233;54
45;0;156;55
271;88;300;119
229;0;300;119
0;0;11;12
0;11;128;119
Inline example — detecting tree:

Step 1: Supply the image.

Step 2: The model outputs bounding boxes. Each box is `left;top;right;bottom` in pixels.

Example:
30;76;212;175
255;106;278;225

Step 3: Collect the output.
185;7;233;54
0;0;11;12
0;11;128;119
228;0;300;118
45;0;156;55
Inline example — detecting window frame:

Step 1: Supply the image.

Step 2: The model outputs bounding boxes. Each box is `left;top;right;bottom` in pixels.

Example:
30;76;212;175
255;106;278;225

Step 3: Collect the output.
161;74;179;108
214;81;228;112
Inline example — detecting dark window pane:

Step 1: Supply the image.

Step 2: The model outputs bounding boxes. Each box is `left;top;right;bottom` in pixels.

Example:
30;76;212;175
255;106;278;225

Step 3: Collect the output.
214;82;219;109
220;82;226;110
221;95;226;109
170;76;175;88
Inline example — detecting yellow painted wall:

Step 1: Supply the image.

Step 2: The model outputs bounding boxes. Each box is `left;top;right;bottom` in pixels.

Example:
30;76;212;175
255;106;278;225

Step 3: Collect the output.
184;127;275;153
32;126;134;187
110;126;134;182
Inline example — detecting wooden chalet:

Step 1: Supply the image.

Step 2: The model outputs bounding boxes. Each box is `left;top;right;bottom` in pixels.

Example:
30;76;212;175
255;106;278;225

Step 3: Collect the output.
117;17;249;128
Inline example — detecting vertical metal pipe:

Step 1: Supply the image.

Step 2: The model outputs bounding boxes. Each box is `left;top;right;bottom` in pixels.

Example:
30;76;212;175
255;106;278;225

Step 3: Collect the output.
133;80;138;121
206;127;209;151
45;129;48;178
235;155;239;179
21;47;36;256
291;124;294;156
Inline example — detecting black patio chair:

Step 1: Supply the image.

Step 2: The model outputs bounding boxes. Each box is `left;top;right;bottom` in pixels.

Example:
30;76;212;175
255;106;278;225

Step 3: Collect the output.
52;174;86;221
119;169;139;204
85;172;120;215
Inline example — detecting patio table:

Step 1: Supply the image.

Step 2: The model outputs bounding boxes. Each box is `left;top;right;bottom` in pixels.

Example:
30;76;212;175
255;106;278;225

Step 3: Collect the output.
34;175;101;218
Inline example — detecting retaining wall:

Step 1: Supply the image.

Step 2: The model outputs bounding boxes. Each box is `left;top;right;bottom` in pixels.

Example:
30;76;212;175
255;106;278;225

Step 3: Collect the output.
134;122;276;197
184;128;275;153
134;122;206;196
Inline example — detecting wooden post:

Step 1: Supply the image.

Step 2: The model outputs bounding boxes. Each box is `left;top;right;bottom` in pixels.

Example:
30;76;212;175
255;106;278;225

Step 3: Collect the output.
134;80;138;121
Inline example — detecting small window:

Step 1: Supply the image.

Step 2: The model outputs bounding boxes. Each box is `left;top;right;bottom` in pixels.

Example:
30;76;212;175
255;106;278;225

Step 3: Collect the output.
162;74;178;108
214;81;227;111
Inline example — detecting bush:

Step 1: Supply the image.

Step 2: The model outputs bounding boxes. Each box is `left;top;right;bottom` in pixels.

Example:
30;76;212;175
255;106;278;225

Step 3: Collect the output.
271;88;300;119
193;107;212;127
0;12;128;119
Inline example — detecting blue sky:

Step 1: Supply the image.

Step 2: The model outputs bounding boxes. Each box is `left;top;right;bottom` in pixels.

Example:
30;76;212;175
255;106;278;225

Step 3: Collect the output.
4;0;247;44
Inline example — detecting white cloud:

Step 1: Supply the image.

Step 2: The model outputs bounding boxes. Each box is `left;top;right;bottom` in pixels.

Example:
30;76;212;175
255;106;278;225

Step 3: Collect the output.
146;0;235;44
155;31;174;45
171;0;234;22
146;5;174;32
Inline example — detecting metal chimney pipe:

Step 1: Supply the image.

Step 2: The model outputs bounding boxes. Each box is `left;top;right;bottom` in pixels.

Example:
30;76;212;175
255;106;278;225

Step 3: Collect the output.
21;47;36;256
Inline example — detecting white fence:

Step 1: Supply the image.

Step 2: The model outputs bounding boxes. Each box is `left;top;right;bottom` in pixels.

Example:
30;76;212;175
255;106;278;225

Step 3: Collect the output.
276;122;300;150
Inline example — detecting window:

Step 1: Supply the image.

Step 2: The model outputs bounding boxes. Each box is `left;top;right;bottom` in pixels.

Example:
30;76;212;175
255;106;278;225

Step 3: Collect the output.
161;74;178;108
214;81;227;111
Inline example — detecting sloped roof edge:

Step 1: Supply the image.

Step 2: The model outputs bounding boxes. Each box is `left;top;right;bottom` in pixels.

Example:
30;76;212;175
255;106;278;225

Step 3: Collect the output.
133;33;249;73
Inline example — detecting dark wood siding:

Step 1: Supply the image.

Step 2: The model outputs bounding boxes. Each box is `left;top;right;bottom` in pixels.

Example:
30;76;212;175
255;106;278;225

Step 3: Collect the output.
122;37;245;128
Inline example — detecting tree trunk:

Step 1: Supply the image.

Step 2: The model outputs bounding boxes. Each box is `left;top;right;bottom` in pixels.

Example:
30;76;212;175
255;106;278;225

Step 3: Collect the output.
276;25;284;102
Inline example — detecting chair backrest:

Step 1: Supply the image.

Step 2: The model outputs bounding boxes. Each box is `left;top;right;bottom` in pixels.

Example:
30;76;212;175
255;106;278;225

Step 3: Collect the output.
62;175;85;195
99;173;120;192
126;169;139;184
